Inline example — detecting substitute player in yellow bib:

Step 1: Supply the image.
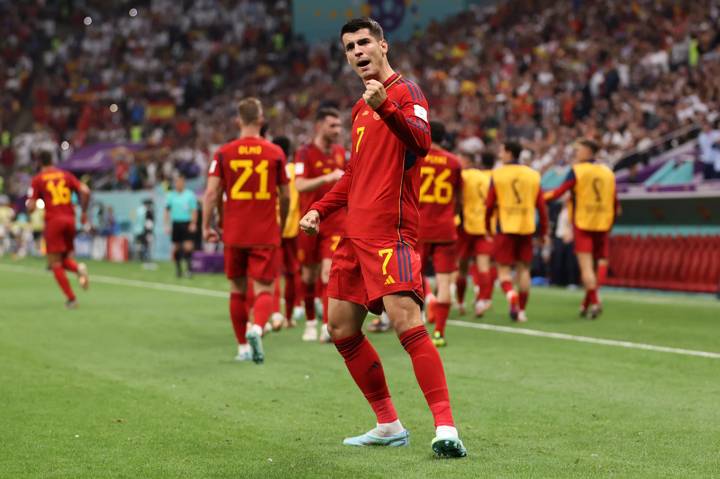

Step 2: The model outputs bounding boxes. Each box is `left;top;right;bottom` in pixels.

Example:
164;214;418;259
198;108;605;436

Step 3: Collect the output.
485;142;548;322
544;139;618;319
458;152;496;317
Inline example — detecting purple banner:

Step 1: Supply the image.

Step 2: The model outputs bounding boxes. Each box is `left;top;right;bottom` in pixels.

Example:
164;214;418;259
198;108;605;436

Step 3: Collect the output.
59;143;143;173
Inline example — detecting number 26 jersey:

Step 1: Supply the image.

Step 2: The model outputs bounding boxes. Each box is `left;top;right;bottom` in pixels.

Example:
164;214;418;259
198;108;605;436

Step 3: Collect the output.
209;136;288;247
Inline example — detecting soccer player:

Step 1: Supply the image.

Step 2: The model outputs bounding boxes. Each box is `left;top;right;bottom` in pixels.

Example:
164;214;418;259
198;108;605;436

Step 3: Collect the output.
274;135;302;328
202;97;290;364
164;174;199;278
299;18;466;458
26;150;91;308
544;139;617;318
295;108;346;343
485;142;548;322
417;121;462;347
458;152;496;317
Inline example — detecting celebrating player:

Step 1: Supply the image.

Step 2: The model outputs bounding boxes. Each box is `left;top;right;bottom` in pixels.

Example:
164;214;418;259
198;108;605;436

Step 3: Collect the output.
26;150;91;308
295;108;346;343
417;121;462;347
299;18;466;458
485;142;548;322
164;174;199;278
544;139;617;318
458;152;496;317
202;97;290;364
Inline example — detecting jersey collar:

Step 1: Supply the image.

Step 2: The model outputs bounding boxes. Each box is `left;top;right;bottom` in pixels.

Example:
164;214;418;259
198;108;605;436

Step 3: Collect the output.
383;72;402;89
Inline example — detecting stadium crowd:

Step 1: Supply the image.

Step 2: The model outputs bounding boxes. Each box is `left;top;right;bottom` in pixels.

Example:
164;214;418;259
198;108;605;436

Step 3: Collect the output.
2;0;720;199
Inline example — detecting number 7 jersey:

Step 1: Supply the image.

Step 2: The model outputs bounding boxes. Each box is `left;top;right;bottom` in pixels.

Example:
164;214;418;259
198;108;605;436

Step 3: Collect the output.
209;136;288;247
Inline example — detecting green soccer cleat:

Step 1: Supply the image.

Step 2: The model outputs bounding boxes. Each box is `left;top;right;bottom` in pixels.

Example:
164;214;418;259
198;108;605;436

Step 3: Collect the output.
245;329;265;364
432;331;447;348
431;436;467;458
343;429;410;447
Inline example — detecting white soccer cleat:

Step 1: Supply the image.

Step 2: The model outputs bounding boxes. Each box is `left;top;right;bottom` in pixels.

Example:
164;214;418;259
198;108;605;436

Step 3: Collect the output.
302;320;318;342
234;344;252;362
517;310;528;323
319;323;332;343
270;312;285;331
474;299;491;317
264;322;273;334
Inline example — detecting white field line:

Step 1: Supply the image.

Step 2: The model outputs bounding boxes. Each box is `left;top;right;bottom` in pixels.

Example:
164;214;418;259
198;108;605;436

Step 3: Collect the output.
2;263;719;359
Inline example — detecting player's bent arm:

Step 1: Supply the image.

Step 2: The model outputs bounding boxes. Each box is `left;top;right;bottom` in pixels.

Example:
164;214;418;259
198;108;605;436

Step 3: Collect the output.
26;198;37;214
309;163;352;220
77;183;91;224
544;178;575;202
278;184;290;233
374;97;431;157
536;189;549;236
295;172;341;193
299;209;320;235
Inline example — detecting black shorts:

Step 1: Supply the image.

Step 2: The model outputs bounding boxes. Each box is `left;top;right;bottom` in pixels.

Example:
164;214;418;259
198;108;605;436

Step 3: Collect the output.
171;221;192;243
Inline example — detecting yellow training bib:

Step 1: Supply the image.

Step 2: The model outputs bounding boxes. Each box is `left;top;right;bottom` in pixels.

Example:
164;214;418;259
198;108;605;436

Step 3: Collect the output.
282;163;300;238
461;168;492;235
491;164;540;235
572;162;616;232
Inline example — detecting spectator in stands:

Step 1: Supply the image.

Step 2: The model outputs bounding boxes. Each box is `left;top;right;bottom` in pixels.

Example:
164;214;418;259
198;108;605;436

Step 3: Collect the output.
698;120;720;180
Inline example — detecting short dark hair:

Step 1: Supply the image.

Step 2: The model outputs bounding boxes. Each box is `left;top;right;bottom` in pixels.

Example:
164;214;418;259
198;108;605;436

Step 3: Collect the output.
504;141;523;161
316;108;340;123
340;17;384;41
578;138;600;154
273;136;291;157
480;152;496;169
39;150;53;166
430;121;446;144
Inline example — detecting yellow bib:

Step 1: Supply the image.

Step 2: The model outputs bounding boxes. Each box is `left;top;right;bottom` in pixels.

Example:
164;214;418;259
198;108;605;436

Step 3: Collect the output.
492;164;540;235
461;169;492;235
572;162;615;232
282;164;300;238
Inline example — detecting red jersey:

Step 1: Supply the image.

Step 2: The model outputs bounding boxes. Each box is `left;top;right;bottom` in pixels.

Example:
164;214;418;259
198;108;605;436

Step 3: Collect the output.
29;167;82;222
311;73;431;246
417;146;462;242
209;136;288;247
296;143;347;234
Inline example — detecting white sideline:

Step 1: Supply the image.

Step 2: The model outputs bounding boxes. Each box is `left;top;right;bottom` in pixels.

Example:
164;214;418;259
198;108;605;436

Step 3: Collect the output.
2;263;719;359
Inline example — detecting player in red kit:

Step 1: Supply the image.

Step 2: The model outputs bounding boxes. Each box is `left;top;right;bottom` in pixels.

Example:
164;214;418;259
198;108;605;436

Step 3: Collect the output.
203;98;290;364
26;151;91;308
295;108;346;343
300;18;466;458
417;121;462;348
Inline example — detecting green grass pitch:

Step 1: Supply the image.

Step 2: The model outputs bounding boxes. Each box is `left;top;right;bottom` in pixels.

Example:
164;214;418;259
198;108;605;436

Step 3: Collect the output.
1;257;719;478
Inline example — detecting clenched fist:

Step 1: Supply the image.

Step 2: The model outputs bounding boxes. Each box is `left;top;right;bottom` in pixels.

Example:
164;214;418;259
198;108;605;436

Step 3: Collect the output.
299;209;321;235
363;79;387;109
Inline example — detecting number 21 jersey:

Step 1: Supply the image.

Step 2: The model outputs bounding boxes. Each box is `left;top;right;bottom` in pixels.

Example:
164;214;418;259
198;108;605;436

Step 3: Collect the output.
209;136;288;247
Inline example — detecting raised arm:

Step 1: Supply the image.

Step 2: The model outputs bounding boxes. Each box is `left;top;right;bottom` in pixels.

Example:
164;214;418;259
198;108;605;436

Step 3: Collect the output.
374;93;431;157
544;169;576;202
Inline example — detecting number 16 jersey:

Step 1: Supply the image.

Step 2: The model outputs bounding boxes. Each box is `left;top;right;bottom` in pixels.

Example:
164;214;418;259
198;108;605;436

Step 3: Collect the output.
28;166;82;222
209;136;288;247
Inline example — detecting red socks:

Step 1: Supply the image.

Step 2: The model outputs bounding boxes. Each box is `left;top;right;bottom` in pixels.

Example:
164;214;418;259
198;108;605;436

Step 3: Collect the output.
433;302;451;336
470;265;481;293
518;291;529;310
52;264;75;301
229;292;248;344
500;280;513;295
304;283;316;321
478;271;492;300
334;333;398;424
253;292;273;330
400;325;454;427
62;257;79;273
597;263;608;286
588;288;599;305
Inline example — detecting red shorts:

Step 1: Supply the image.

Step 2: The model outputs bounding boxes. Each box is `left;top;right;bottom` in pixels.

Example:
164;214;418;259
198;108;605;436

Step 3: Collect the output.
419;241;458;274
44;216;76;254
280;237;299;275
297;231;342;265
457;229;493;258
327;238;424;315
493;233;534;265
574;228;609;259
224;246;278;282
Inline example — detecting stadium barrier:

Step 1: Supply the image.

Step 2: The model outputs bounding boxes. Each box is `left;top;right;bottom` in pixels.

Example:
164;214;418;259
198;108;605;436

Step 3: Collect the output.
607;234;720;293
